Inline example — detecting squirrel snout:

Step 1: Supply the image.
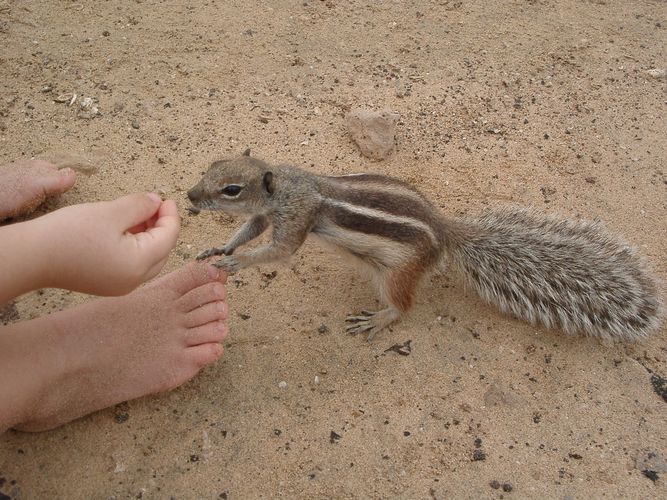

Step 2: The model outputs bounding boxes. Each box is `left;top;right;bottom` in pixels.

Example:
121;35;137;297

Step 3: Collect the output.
187;186;203;203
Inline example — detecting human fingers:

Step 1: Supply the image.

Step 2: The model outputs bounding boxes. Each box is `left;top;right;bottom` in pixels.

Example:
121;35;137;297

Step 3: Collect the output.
126;211;161;234
108;192;162;231
135;199;180;253
155;198;179;220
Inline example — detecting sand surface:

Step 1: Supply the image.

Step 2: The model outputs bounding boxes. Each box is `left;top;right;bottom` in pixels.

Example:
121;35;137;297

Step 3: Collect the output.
1;0;666;498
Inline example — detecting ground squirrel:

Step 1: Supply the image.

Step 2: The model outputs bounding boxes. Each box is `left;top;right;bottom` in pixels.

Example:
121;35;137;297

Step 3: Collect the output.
187;150;663;341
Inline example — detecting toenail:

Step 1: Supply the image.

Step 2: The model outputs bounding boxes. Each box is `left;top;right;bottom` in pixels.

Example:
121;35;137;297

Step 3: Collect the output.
211;343;224;358
213;283;225;298
218;321;228;336
217;302;227;315
207;265;220;279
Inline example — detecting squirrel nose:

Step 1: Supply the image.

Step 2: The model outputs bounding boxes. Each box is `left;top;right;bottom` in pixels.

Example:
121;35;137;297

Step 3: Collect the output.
187;186;201;202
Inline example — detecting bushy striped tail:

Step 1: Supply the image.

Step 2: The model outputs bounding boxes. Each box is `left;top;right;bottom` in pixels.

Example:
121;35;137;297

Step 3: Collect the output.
449;207;663;340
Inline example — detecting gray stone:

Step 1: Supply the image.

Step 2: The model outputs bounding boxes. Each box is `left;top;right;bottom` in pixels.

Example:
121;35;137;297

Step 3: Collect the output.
346;108;400;160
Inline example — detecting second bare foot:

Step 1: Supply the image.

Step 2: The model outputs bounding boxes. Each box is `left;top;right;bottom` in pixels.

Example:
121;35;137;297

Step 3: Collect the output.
0;159;76;221
0;262;229;433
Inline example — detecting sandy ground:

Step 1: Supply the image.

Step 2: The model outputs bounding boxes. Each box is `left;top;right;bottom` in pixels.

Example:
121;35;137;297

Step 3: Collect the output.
1;0;666;498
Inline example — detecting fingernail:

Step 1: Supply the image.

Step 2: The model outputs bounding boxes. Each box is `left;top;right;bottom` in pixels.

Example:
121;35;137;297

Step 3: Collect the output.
207;265;220;279
147;192;162;204
59;167;75;176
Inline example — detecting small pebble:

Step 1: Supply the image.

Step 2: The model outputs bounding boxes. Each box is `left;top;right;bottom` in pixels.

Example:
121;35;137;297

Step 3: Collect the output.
642;470;659;482
278;381;288;389
54;93;75;104
330;431;342;443
114;412;129;424
646;68;666;79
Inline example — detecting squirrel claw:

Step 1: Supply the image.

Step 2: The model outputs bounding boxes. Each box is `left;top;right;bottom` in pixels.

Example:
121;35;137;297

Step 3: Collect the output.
197;247;226;260
213;255;241;274
345;311;375;323
346;307;399;341
197;246;234;260
345;311;376;338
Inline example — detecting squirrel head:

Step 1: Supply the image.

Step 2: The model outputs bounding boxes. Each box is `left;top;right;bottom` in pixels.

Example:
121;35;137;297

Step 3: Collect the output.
187;149;275;215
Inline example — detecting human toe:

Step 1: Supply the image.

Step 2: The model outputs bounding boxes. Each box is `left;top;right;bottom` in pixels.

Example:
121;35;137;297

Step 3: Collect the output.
187;342;224;368
163;262;226;296
186;321;228;346
178;282;226;312
38;167;76;195
184;300;228;327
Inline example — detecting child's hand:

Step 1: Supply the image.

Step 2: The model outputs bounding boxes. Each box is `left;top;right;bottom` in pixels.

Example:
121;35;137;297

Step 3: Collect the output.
36;193;180;295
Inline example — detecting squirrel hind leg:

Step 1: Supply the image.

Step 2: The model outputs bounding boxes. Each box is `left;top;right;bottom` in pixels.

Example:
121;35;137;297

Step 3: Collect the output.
345;262;423;340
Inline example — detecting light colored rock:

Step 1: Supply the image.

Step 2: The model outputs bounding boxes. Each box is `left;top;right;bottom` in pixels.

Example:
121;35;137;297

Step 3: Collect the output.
78;96;100;119
346;108;400;160
646;68;666;79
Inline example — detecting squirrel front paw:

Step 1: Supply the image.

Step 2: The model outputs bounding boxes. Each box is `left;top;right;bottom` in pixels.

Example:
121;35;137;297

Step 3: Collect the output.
196;245;234;260
213;255;242;273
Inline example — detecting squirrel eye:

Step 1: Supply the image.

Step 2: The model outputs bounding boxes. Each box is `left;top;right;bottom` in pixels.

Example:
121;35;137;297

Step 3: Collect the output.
219;185;243;197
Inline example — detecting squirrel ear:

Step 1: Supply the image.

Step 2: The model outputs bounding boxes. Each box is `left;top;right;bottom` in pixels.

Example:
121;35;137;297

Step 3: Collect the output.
263;171;275;195
242;148;251;156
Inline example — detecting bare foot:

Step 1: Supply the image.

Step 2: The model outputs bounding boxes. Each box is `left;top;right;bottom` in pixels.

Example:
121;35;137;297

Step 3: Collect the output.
0;262;229;433
0;159;76;221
